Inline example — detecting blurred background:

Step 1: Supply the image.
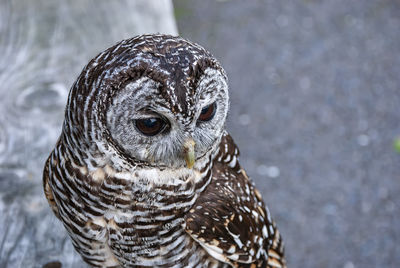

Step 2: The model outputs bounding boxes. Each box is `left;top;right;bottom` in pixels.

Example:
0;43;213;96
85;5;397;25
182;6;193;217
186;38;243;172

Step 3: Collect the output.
0;0;399;267
172;0;400;267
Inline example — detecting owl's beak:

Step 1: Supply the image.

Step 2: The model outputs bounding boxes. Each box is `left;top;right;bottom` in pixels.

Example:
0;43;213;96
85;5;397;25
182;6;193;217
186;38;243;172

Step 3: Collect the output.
183;138;196;169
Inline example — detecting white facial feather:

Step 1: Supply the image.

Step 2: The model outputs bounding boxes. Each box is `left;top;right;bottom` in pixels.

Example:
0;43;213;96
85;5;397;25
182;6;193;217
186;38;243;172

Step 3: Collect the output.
106;68;229;170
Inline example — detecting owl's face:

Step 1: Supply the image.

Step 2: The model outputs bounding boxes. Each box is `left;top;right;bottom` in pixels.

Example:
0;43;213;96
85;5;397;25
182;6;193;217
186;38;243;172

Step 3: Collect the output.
106;68;228;169
92;35;230;169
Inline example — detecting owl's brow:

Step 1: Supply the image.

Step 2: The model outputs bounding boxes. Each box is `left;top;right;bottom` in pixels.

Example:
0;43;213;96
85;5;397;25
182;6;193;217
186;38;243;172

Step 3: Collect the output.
136;107;164;116
189;57;224;89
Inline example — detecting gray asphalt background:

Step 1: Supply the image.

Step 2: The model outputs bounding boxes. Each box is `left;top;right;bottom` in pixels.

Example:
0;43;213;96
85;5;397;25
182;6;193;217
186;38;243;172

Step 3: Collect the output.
173;1;400;267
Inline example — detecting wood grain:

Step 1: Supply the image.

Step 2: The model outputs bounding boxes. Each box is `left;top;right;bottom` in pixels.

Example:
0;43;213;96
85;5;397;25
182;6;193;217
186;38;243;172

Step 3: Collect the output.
0;1;177;267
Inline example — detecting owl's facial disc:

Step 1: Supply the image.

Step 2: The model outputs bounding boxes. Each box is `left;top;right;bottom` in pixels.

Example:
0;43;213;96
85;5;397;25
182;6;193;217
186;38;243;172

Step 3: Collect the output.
106;68;228;169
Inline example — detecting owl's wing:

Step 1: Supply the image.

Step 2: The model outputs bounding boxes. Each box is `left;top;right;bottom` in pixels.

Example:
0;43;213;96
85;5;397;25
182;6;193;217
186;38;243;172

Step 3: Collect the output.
184;132;285;267
43;154;60;219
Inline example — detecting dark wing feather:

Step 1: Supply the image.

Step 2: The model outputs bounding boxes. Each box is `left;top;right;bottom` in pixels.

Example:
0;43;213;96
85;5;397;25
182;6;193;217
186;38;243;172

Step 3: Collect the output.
184;132;286;267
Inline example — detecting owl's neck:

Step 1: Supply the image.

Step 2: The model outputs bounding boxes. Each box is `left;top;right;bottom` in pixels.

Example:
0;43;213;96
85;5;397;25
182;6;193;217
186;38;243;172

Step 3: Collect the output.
59;123;222;205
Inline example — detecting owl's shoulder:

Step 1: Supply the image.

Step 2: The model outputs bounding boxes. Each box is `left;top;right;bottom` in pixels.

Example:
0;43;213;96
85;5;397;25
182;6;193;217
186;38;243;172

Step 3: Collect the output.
214;131;240;171
183;132;282;266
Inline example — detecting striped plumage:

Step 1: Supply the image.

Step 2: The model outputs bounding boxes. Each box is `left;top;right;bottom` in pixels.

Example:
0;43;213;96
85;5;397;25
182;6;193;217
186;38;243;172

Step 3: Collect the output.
43;34;286;267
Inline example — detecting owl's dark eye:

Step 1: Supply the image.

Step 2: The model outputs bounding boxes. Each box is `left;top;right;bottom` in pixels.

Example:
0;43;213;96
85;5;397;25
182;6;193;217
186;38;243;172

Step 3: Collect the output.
198;102;217;122
135;118;167;136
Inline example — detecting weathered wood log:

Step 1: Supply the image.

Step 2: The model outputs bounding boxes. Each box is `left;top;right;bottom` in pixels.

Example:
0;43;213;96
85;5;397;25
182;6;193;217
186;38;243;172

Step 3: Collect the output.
0;1;177;267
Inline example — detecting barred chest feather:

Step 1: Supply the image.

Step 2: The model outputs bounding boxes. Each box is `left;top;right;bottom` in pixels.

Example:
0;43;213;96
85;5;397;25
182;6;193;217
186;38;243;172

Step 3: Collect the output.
47;144;221;267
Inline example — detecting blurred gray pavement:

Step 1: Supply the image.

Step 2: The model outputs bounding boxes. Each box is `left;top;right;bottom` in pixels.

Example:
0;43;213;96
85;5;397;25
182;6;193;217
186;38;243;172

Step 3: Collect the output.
173;0;400;267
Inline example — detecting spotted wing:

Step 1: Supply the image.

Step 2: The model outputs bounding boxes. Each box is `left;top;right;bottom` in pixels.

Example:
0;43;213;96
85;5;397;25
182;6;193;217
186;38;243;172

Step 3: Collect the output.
184;132;285;267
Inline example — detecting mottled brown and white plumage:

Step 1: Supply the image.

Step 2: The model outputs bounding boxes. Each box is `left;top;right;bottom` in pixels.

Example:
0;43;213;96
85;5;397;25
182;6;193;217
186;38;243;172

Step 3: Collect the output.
43;34;286;267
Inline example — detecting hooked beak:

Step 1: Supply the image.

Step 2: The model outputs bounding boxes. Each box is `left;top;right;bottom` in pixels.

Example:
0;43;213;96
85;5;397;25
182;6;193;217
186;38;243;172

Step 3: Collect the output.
183;138;196;169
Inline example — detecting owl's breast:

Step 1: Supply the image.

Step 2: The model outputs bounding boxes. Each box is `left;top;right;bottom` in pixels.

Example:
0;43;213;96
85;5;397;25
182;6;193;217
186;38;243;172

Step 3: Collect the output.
93;166;213;265
50;152;214;266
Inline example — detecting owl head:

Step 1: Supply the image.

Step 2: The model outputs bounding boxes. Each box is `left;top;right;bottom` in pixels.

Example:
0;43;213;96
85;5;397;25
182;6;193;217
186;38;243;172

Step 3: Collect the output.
64;34;229;170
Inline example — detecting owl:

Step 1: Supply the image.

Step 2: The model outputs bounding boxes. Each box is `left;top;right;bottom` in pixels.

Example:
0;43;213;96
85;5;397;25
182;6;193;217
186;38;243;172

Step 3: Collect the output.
43;34;286;268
